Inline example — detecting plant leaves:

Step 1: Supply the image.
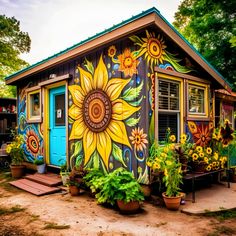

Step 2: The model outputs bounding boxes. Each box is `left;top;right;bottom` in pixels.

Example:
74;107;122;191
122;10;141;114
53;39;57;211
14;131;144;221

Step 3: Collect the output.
75;155;83;168
125;117;140;127
122;80;143;102
112;143;127;167
128;95;143;106
84;58;94;75
92;151;100;169
70;141;82;168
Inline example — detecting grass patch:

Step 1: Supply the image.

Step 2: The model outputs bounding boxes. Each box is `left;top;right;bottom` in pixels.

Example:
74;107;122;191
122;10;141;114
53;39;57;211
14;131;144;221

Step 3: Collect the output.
43;222;70;230
28;214;40;223
203;209;236;221
155;222;167;227
0;205;25;215
207;226;236;236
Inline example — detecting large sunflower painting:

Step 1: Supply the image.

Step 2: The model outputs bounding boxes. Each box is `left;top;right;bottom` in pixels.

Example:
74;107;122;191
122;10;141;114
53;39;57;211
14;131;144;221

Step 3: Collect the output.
130;30;192;73
69;55;140;170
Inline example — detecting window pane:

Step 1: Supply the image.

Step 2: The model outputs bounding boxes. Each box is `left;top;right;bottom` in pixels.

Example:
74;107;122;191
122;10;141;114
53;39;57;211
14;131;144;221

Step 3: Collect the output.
189;86;205;113
158;79;179;110
55;94;65;126
158;113;178;141
30;93;40;117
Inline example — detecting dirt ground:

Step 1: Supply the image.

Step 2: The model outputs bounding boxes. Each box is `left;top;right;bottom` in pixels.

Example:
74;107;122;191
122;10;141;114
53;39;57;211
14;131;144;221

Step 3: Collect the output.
0;171;236;236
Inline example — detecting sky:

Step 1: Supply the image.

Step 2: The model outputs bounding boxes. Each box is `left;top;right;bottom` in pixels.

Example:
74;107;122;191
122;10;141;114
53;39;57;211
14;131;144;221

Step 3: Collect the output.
0;0;181;65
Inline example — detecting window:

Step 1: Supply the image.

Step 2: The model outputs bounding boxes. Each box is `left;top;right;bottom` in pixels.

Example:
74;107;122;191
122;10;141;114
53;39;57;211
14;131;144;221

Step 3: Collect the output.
158;79;180;141
188;83;208;117
27;89;41;122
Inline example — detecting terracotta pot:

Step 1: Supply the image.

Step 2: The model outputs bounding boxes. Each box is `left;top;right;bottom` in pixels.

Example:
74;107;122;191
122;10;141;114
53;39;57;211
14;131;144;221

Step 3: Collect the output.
141;185;151;198
10;165;25;178
69;185;80;196
162;192;181;211
117;200;140;213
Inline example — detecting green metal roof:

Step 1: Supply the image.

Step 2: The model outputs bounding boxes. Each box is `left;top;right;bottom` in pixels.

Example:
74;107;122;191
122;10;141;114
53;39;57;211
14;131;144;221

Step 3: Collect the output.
5;7;232;89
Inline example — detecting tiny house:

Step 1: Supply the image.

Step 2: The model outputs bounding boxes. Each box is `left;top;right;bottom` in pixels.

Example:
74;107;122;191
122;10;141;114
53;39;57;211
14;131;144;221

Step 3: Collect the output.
5;8;232;184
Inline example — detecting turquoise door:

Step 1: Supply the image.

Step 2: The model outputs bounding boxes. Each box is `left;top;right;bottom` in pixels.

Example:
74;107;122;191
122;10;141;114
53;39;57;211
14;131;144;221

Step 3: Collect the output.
49;86;66;166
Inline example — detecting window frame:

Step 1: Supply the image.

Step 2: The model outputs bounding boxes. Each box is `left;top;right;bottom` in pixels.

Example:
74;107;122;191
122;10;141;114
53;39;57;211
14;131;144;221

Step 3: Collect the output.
26;86;42;123
187;82;209;119
155;74;183;143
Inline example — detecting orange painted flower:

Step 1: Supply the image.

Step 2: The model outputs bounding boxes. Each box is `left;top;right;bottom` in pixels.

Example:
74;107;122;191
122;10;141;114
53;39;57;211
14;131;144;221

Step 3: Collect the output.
25;129;41;158
117;48;140;77
129;127;148;152
108;45;117;58
191;123;211;147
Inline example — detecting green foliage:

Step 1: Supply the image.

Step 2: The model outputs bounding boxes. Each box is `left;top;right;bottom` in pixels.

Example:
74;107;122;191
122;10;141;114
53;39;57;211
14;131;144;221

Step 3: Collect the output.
83;168;105;193
33;158;44;165
95;167;144;205
112;143;127;167
0;15;31;97
122;80;143;101
125;117;140;127
173;0;236;90
6;133;25;165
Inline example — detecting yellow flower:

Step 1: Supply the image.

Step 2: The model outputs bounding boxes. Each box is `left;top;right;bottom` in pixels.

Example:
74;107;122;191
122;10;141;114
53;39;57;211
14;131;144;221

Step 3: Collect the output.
188;121;198;134
192;153;198;161
206;147;212;155
188;150;193;156
166;160;173;166
204;157;209;164
170;144;175;150
206;165;211;171
199;152;204;158
180;134;187;142
169;135;176;142
108;45;116;58
160;153;167;158
69;56;140;169
196;146;203;153
213;152;219;160
212;162;217;167
154;163;160;169
146;161;152;167
164;168;168;177
163;147;169;153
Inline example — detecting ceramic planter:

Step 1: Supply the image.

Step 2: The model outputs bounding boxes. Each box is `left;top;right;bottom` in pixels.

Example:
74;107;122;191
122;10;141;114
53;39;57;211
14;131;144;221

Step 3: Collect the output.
117;200;140;213
36;164;46;174
10;165;25;178
162;192;181;210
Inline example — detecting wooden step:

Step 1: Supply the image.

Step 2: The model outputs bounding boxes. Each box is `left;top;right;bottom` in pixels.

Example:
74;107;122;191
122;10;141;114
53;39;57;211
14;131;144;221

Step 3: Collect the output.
9;179;61;196
25;173;62;187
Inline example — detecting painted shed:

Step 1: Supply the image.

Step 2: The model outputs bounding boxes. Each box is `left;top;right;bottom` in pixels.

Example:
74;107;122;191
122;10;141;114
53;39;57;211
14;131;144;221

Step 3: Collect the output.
5;7;232;183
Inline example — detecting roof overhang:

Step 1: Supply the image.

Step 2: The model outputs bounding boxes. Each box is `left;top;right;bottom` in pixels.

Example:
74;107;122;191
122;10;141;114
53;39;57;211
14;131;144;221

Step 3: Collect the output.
5;7;232;92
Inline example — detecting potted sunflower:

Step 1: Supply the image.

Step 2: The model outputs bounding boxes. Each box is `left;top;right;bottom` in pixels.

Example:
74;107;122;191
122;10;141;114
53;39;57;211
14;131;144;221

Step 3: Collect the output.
6;133;25;178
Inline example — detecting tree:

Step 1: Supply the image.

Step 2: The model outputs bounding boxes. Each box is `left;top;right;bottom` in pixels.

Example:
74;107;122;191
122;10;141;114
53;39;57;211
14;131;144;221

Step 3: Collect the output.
0;15;31;97
173;0;236;90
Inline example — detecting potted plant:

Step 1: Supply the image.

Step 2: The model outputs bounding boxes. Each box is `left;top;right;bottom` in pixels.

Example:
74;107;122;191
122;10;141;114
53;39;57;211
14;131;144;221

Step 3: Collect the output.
162;150;183;210
67;175;80;196
6;133;25;178
60;161;70;186
96;167;144;213
33;155;46;174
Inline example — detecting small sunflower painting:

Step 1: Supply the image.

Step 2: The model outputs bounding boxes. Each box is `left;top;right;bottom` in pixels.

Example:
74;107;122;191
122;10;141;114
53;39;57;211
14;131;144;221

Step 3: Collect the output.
69;55;142;171
129;30;192;73
187;121;213;147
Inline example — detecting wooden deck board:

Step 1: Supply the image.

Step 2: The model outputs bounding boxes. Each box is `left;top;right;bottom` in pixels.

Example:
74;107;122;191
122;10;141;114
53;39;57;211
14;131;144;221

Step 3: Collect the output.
25;173;62;187
9;179;61;196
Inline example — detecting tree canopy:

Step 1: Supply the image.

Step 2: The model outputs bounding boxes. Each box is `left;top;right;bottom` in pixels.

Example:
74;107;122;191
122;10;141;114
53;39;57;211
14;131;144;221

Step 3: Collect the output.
0;15;31;97
173;0;236;90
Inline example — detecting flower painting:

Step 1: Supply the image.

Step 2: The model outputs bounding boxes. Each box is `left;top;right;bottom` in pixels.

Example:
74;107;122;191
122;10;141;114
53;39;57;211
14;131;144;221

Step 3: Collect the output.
69;55;140;170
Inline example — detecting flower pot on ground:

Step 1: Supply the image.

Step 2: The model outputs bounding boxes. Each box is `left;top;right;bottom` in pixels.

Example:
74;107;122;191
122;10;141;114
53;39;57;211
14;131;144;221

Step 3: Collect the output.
33;156;46;174
117;200;140;213
162;192;182;210
6;132;25;178
95;167;144;213
67;171;81;196
141;184;151;198
60;162;70;186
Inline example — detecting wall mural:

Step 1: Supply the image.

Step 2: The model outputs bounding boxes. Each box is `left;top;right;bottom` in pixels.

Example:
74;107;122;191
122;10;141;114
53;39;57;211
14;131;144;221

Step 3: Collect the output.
68;29;193;184
18;85;43;162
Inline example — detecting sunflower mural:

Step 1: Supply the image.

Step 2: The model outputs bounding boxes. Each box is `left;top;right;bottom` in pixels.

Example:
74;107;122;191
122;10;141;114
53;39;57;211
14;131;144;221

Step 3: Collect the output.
69;55;142;172
129;30;192;73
